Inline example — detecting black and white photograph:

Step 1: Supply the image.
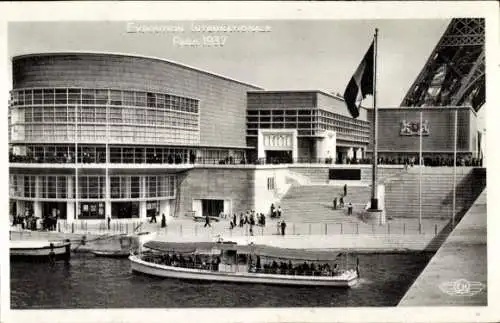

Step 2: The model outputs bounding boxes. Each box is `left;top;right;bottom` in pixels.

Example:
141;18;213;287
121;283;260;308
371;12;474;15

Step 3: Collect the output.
1;2;498;323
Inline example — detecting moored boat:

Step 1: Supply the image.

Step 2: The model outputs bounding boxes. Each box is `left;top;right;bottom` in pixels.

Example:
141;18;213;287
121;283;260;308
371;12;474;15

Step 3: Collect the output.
10;240;71;262
130;241;359;287
92;250;130;258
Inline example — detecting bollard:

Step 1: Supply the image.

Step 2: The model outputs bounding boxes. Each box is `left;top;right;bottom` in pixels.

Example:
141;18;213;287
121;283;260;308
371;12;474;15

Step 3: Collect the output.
72;223;74;233
435;224;438;236
340;223;343;234
308;223;312;235
356;223;359;234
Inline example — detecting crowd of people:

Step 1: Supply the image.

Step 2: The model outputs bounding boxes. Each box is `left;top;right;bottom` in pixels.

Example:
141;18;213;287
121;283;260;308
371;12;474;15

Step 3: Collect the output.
12;212;58;231
256;260;340;277
220;205;288;236
141;253;221;271
333;184;354;216
141;252;343;277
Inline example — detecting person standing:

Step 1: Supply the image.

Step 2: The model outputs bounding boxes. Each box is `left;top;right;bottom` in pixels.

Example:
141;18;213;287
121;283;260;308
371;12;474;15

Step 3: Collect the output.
161;213;166;228
347;202;353;216
150;211;158;223
204;214;211;228
277;206;282;218
107;216;111;230
280;220;287;236
270;204;275;218
232;214;237;228
344;184;347;197
339;196;344;208
239;213;244;227
333;197;337;210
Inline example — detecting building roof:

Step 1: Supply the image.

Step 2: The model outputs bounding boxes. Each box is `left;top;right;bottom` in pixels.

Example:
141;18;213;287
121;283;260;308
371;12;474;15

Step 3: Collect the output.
12;51;264;90
247;90;370;110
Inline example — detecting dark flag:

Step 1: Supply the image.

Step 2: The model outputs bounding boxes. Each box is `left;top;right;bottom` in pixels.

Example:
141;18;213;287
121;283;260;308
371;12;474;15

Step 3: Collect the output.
343;41;375;119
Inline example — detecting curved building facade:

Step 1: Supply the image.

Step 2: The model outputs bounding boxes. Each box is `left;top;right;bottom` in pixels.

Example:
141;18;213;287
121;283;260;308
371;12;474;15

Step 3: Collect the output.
9;53;260;222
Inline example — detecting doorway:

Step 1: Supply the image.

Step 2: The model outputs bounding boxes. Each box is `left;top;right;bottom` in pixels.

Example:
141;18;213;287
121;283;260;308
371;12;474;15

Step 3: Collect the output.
202;199;224;218
265;150;292;164
42;201;67;219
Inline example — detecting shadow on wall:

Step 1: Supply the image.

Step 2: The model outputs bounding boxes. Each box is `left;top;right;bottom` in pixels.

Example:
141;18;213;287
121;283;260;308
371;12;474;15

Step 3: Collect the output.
441;168;486;212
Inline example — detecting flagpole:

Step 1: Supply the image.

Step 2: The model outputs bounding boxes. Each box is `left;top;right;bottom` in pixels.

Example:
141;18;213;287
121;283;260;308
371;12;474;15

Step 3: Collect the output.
419;111;423;232
452;109;457;227
371;28;379;210
75;103;78;222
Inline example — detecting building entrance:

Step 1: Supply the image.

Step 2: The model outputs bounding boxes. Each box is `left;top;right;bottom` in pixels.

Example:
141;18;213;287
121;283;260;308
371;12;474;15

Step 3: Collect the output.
112;201;139;219
202;199;224;218
42;202;67;220
265;150;292;164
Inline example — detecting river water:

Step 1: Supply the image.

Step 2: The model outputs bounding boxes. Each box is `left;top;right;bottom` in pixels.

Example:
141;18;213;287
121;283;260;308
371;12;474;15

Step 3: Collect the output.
11;252;432;308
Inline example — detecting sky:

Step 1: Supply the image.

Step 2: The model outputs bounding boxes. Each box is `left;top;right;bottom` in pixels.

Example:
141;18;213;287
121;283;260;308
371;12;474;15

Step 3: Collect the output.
8;19;451;108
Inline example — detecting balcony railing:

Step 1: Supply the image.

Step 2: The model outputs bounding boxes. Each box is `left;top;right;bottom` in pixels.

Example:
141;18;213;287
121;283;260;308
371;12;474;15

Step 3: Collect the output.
9;154;483;167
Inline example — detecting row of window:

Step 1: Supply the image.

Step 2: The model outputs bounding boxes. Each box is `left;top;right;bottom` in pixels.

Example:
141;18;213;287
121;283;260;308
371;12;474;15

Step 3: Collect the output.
11;124;200;145
247;117;317;123
247;129;325;137
10;145;247;164
9;175;176;199
13;106;199;128
318;110;369;128
10;88;199;114
247;109;317;116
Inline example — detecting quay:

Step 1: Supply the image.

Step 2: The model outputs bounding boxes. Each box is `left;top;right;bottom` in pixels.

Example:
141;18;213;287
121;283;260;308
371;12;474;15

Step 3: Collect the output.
399;189;487;306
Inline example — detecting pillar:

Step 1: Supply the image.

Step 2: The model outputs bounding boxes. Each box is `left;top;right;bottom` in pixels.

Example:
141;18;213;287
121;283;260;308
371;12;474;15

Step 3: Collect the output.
34;201;42;218
347;147;354;160
291;131;298;161
356;148;363;160
139;201;147;221
16;200;26;217
257;130;265;160
66;202;75;223
34;176;42;218
160;199;170;219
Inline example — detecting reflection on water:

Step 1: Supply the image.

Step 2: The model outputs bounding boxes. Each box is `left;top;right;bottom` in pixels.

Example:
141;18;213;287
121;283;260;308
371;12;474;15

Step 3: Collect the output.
11;253;432;308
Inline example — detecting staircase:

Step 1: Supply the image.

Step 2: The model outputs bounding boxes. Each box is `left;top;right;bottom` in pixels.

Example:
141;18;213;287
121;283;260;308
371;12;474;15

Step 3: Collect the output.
279;185;372;223
385;167;486;219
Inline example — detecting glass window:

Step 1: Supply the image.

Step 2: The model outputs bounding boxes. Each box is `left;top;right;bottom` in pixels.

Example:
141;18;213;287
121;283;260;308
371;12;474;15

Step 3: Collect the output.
55;88;67;104
82;89;95;105
68;89;81;104
131;176;140;198
96;89;108;105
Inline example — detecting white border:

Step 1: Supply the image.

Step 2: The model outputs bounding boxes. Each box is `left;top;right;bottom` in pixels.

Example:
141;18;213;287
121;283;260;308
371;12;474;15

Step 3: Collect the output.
1;2;499;323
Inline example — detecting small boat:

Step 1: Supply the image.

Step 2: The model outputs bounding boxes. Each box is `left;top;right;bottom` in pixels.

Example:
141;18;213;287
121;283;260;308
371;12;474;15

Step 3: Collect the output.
10;240;71;262
92;250;130;258
130;241;359;287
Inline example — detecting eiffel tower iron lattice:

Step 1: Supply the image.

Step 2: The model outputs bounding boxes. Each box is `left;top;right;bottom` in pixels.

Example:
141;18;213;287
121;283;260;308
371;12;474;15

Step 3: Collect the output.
400;18;485;111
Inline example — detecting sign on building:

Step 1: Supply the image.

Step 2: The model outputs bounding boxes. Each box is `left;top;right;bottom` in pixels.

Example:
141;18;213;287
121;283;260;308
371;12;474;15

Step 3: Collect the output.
400;120;430;136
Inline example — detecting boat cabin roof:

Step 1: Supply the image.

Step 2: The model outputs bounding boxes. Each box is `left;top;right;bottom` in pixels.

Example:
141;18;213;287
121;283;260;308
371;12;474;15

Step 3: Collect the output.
144;241;345;261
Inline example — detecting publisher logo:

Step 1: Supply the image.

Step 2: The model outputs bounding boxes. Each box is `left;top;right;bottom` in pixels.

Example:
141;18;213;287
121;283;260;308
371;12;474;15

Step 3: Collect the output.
439;279;485;296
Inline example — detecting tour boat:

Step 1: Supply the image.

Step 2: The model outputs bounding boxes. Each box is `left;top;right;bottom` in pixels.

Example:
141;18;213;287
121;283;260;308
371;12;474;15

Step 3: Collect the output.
10;240;71;261
129;241;359;287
